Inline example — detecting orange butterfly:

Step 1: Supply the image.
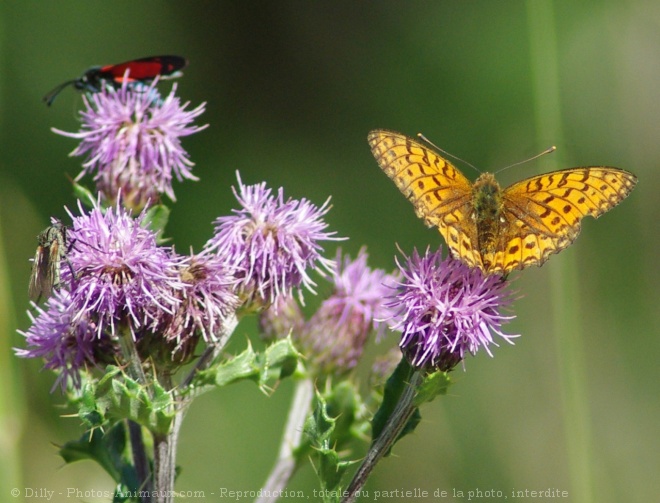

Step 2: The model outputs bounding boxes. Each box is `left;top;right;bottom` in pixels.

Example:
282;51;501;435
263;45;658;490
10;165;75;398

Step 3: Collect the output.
368;129;638;275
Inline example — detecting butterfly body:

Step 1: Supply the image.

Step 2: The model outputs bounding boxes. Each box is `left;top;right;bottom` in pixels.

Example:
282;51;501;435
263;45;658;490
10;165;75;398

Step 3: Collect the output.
472;173;503;253
368;129;637;275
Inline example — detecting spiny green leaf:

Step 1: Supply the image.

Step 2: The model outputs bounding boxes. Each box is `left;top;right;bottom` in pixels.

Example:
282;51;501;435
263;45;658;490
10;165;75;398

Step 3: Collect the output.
304;391;358;498
192;337;302;392
59;422;132;483
257;336;300;388
59;422;148;502
322;381;369;446
71;366;176;436
304;390;336;446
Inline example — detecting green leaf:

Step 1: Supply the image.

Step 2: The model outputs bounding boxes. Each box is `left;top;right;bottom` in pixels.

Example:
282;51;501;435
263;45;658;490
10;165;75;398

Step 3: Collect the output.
71;366;176;436
370;357;415;444
319;452;353;503
192;337;302;393
304;391;335;445
59;422;148;502
320;381;369;448
197;341;260;388
304;391;356;499
59;423;127;481
258;336;300;387
60;423;140;485
370;358;451;456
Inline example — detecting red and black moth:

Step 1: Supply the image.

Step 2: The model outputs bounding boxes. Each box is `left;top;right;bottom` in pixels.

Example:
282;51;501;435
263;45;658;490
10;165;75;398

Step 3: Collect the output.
43;55;188;106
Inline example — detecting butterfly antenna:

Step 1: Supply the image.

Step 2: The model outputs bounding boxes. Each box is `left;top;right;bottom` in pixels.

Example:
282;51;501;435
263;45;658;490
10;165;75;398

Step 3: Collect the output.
495;145;556;174
42;79;78;106
417;133;482;175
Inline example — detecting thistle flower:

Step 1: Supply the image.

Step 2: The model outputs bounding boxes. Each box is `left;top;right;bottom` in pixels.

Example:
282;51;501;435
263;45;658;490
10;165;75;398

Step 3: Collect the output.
65;199;184;339
53;79;206;210
17;201;245;388
386;247;517;371
161;251;240;356
205;172;341;309
15;289;108;392
296;248;395;376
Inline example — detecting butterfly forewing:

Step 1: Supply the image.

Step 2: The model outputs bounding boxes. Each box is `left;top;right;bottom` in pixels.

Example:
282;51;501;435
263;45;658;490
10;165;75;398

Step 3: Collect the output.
368;129;484;269
369;129;638;275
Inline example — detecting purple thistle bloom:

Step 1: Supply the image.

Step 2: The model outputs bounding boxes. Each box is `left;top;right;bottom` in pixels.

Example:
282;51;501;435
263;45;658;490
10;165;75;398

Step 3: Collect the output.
205;172;341;308
16;201;244;388
65;199;184;339
53;79;207;210
16;289;103;392
386;247;518;371
161;251;240;353
296;248;396;376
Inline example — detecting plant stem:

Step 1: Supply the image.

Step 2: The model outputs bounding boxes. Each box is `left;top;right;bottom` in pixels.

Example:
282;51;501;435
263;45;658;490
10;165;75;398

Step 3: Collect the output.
256;378;314;503
341;370;423;503
153;410;183;503
152;372;180;503
118;324;153;499
151;313;240;502
128;420;153;501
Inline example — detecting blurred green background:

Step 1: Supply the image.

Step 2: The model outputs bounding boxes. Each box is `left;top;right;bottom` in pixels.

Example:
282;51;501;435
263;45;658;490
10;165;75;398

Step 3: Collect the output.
1;2;658;502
